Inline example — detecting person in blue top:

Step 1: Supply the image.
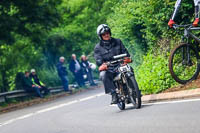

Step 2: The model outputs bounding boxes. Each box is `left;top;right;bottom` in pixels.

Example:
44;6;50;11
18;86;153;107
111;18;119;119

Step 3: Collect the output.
168;0;200;27
56;56;71;93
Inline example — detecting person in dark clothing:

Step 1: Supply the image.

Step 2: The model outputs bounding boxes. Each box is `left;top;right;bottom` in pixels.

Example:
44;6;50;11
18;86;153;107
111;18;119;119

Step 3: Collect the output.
80;55;97;86
69;54;85;87
56;56;71;93
94;24;130;104
29;69;49;95
22;71;44;98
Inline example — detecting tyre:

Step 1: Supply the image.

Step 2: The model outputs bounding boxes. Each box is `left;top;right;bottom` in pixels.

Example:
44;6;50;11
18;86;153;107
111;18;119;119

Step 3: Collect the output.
117;100;125;110
115;81;126;110
126;76;141;109
169;43;200;84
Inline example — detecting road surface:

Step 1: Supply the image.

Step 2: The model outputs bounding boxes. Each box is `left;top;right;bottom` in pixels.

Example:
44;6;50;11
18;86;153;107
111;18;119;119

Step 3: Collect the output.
0;86;200;133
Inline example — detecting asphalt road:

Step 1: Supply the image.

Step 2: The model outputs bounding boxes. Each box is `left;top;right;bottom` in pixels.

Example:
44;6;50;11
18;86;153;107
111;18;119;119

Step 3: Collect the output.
0;86;200;133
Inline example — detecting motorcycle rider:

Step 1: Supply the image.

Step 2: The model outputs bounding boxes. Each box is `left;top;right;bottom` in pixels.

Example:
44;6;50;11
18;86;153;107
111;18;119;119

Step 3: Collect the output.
168;0;200;27
94;24;130;104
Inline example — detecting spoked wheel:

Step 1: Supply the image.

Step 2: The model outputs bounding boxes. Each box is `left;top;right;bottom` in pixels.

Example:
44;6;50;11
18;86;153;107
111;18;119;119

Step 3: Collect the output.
117;99;125;110
169;43;200;84
126;76;141;109
114;82;126;110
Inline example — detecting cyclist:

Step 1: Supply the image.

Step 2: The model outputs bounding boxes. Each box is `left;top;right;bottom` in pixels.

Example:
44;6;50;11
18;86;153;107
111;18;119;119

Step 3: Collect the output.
94;24;130;104
168;0;200;27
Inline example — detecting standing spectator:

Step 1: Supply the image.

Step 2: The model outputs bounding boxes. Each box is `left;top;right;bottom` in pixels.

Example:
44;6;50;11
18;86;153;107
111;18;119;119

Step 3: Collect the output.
80;55;97;86
69;54;85;87
56;56;71;93
22;71;44;98
29;69;49;95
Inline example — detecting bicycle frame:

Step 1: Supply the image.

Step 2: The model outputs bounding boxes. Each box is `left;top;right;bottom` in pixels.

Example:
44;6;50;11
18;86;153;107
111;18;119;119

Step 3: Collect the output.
180;27;200;64
186;27;200;43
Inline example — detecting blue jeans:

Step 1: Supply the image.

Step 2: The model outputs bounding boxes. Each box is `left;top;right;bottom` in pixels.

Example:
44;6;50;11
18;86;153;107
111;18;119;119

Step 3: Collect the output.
25;86;43;98
60;76;69;91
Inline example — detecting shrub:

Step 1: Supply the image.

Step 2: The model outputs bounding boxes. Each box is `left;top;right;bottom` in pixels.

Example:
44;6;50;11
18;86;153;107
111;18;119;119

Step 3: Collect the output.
135;52;177;95
37;67;64;87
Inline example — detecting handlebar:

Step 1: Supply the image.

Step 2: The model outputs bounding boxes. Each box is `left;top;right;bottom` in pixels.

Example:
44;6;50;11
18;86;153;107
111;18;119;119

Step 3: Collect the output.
105;54;131;66
172;24;193;29
113;54;127;59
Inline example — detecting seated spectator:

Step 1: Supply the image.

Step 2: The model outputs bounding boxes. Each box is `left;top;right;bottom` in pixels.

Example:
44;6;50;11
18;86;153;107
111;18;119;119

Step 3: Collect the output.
22;71;44;98
69;54;85;87
29;69;49;95
80;55;97;86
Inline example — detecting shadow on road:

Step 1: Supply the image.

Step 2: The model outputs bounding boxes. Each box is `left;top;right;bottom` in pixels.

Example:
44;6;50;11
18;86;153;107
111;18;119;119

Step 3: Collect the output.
115;104;152;113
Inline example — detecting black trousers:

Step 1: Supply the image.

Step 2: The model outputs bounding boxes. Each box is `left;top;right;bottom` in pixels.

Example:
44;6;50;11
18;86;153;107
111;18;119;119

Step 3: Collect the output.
74;70;85;87
86;70;95;85
100;71;117;94
40;86;49;94
24;87;43;97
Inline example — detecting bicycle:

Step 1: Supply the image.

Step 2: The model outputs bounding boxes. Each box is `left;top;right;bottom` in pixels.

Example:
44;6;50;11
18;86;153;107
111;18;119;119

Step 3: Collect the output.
169;24;200;84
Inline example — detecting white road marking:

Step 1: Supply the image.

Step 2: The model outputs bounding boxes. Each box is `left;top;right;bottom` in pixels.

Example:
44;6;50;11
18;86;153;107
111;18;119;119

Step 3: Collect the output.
110;98;200;107
0;93;105;127
0;93;199;127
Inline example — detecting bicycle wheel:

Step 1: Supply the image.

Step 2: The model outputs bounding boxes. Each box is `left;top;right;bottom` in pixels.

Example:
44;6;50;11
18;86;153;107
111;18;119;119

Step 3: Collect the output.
169;43;200;84
126;76;141;109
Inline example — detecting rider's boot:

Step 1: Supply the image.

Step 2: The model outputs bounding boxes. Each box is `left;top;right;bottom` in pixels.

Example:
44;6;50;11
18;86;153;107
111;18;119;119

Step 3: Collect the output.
111;92;117;104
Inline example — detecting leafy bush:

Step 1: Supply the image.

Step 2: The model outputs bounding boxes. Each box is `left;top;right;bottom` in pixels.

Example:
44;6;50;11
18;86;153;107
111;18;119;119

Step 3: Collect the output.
135;52;177;95
37;67;63;87
15;72;25;90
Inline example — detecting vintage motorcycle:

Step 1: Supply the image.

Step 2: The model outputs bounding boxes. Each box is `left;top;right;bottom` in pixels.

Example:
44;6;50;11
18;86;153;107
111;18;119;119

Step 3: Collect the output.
107;54;142;110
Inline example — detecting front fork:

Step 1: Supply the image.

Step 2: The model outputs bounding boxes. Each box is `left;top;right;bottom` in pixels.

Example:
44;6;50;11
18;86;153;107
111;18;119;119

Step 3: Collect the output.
181;36;193;66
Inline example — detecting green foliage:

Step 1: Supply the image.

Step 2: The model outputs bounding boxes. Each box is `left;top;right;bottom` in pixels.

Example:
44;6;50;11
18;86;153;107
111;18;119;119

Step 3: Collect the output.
0;35;42;91
36;67;62;87
15;72;25;90
135;52;177;95
37;66;76;87
0;0;61;44
0;0;196;93
107;0;146;66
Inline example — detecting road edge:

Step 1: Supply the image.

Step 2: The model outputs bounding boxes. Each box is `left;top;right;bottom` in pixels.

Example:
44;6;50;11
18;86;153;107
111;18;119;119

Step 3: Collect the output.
142;88;200;102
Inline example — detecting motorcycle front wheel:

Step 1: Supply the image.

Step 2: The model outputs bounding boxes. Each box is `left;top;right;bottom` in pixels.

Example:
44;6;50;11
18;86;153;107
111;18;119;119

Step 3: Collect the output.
126;76;141;109
117;100;125;110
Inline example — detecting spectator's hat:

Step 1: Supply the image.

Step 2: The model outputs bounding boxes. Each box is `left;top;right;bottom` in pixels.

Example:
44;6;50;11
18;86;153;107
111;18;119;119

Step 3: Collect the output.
31;69;36;73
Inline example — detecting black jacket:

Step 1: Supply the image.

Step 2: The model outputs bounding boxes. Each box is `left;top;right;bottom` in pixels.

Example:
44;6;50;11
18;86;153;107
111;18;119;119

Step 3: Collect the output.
22;76;33;90
94;37;130;67
29;74;43;86
69;59;82;74
80;60;92;74
56;62;68;77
